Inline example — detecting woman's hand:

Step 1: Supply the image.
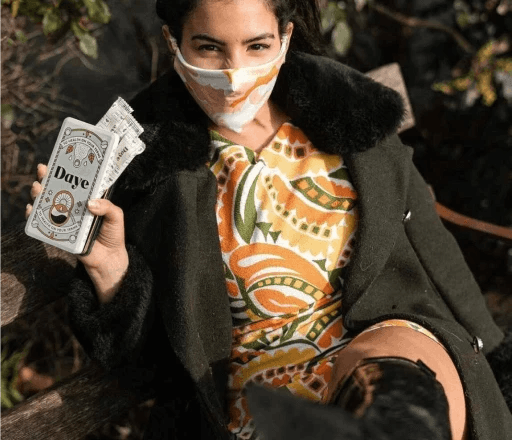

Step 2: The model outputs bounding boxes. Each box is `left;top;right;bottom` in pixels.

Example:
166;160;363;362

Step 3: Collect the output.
26;164;129;304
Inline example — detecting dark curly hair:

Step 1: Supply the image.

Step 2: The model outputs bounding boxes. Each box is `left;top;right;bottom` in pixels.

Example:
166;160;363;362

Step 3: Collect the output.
155;0;326;55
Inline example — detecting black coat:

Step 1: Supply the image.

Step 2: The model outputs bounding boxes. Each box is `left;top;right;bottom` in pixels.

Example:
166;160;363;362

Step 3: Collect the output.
67;51;512;439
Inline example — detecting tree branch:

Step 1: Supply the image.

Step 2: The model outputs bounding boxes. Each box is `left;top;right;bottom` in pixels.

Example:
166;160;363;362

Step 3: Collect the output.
370;2;475;54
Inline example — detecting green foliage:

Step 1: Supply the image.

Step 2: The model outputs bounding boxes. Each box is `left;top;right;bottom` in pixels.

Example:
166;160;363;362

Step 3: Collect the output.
78;32;98;58
332;21;352;56
1;103;15;126
71;19;98;58
3;0;112;58
454;0;479;29
1;336;31;410
433;39;512;106
14;29;28;43
321;1;353;56
83;0;111;24
42;8;64;36
321;1;348;31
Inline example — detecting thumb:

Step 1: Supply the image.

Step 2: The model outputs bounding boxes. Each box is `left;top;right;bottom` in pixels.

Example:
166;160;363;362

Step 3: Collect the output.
87;199;124;225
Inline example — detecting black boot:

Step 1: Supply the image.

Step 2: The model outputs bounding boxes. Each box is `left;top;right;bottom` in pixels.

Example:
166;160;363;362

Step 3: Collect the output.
246;356;451;440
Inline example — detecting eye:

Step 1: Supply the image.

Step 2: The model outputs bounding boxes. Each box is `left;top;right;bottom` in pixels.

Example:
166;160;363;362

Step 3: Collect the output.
249;43;270;51
198;44;220;52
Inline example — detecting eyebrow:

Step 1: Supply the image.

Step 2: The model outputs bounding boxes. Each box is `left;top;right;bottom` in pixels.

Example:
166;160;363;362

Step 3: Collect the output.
191;33;275;45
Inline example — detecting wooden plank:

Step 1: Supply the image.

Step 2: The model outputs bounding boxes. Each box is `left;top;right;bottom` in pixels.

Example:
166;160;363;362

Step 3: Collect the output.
366;63;416;133
1;225;77;327
1;363;154;440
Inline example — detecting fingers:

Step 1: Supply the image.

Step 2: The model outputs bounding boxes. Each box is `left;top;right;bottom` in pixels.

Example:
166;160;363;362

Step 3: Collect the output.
87;199;124;226
26;164;47;220
29;163;47;201
25;182;42;219
30;181;42;201
25;203;32;220
37;163;47;182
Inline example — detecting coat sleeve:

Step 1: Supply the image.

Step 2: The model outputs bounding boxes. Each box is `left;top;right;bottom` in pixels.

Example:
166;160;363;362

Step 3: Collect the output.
66;242;155;371
65;181;176;395
403;161;504;354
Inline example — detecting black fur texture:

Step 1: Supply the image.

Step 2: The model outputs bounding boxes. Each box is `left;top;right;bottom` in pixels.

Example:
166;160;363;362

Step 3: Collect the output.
67;243;154;371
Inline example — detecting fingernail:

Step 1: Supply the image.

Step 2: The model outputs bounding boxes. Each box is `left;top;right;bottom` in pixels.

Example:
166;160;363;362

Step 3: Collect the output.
88;199;99;209
26;203;31;210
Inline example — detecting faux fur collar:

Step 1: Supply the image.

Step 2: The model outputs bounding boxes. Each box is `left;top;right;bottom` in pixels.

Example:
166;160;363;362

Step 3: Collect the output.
121;51;405;191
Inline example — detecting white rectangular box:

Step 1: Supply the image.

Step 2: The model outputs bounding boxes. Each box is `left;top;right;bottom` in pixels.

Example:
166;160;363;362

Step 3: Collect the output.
25;117;119;254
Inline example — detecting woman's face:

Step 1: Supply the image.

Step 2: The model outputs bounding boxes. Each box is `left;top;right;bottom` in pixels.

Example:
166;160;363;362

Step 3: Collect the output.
164;0;292;70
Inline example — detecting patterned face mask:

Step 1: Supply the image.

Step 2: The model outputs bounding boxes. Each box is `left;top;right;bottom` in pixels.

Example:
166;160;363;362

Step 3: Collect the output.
169;35;290;133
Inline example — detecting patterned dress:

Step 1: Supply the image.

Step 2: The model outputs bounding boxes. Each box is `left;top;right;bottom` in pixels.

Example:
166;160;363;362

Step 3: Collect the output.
208;122;443;440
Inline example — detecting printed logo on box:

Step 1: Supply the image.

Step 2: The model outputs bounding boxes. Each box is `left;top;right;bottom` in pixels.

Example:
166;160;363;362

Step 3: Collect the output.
30;126;108;244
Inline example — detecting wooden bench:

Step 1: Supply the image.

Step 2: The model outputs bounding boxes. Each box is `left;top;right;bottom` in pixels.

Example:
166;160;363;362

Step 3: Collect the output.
2;63;509;440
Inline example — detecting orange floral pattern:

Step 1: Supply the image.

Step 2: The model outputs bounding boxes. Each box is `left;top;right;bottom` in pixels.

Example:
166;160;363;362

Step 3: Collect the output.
209;123;358;439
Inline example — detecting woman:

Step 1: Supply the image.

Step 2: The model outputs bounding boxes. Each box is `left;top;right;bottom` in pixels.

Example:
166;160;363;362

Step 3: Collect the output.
27;1;512;439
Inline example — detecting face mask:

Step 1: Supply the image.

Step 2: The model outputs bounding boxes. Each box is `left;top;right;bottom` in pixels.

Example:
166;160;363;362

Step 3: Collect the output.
169;35;289;133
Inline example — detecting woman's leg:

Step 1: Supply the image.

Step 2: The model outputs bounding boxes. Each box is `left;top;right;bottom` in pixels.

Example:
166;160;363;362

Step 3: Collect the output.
325;324;467;440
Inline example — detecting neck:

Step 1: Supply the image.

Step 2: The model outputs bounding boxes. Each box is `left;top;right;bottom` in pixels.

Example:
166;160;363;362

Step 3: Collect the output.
250;100;278;130
210;100;290;152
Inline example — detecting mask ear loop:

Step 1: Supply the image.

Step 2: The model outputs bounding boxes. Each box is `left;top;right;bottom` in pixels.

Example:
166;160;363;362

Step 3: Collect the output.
167;35;179;55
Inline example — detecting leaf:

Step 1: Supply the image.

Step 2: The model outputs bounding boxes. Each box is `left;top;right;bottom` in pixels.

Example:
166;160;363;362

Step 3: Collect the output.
456;10;471;29
42;8;64;36
71;19;88;39
0;339;9;364
83;0;111;24
321;1;346;32
15;30;28;43
37;4;49;15
496;58;512;74
1;382;14;409
331;20;352;56
78;33;98;59
8;351;25;385
477;70;497;106
452;76;473;91
1;103;15;124
11;0;20;17
1;338;30;409
17;0;45;18
432;82;455;95
354;0;367;12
